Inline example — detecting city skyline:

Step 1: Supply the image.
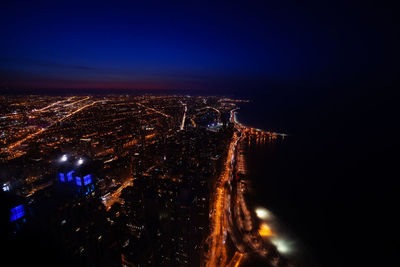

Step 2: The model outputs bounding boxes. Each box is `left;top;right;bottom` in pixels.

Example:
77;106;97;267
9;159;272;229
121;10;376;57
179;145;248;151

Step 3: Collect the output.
0;2;398;267
1;94;291;266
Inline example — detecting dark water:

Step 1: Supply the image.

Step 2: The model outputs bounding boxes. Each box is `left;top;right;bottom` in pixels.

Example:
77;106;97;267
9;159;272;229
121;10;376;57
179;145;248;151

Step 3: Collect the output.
236;87;399;267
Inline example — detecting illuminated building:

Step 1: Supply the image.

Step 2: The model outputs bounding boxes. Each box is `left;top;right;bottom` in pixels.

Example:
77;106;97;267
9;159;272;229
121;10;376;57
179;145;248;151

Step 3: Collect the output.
56;155;97;197
0;95;244;266
67;171;74;182
59;173;65;182
2;182;10;191
3;192;29;234
10;204;25;222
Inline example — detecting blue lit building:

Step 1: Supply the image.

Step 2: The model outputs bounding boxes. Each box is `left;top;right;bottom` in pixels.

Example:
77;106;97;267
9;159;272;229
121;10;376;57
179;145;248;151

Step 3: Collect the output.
57;155;96;198
10;204;25;222
59;172;65;182
0;155;114;266
2;192;30;233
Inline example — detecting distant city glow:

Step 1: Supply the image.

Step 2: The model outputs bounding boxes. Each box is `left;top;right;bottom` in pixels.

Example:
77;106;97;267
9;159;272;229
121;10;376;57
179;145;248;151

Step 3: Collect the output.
255;207;271;220
60;154;68;162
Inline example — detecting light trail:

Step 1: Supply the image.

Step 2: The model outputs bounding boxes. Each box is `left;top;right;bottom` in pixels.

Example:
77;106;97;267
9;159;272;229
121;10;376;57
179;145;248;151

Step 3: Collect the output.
58;100;100;122
179;102;187;131
206;108;289;267
102;177;134;211
35;96;75;112
7;128;46;150
136;102;171;118
7;97;83;150
206;126;240;267
7;100;100;150
64;96;90;107
190;117;197;128
227;252;243;267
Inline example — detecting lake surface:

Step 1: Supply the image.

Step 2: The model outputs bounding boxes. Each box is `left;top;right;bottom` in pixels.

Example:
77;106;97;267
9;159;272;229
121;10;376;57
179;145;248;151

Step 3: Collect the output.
236;89;398;267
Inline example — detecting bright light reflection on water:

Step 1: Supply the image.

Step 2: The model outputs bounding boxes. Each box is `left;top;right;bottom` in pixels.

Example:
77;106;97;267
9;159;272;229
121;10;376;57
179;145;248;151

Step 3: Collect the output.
271;237;294;254
255;206;296;255
255;207;271;219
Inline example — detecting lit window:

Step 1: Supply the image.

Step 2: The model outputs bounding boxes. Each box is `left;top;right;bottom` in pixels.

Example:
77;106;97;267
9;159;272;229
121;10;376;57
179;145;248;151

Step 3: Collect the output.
67;171;75;182
83;174;92;185
10;205;25;222
59;173;65;182
76;177;82;186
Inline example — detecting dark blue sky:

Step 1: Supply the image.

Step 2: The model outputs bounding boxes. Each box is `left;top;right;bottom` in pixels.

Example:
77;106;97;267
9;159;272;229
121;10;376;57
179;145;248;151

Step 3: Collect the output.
0;1;397;91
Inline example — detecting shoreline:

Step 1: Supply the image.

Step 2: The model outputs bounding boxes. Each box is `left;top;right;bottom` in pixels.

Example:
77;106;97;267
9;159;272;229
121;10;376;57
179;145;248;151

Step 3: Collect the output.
233;108;288;138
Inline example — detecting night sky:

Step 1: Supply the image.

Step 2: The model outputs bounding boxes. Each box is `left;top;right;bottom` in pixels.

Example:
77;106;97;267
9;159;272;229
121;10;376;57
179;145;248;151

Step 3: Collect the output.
0;1;397;91
0;2;399;267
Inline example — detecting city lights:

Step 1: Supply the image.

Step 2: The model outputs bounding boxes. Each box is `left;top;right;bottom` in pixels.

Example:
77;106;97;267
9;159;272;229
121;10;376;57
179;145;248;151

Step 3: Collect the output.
258;222;274;237
60;154;68;162
77;158;84;165
255;207;271;220
0;0;388;261
271;238;293;254
1;95;291;266
2;183;10;191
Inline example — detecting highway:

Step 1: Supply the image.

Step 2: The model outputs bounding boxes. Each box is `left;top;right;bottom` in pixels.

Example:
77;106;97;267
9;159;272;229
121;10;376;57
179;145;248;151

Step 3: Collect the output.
206;128;240;267
205;109;243;267
205;109;287;267
35;96;76;112
64;96;90;107
7;98;100;151
179;102;187;131
102;177;134;211
136;102;171;118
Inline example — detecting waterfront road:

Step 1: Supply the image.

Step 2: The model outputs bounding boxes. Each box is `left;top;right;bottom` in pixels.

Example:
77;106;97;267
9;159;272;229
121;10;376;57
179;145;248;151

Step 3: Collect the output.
205;109;288;267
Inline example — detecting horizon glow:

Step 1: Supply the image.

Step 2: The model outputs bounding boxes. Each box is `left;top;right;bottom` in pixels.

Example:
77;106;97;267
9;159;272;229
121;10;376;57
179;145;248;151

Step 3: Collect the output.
0;2;387;91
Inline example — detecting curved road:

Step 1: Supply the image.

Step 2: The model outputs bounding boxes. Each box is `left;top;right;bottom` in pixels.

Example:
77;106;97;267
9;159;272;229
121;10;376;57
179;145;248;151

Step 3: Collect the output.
205;109;288;267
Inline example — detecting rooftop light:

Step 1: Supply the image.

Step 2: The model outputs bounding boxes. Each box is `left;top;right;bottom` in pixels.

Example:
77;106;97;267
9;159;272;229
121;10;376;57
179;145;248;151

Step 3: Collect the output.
77;158;84;165
2;184;10;192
